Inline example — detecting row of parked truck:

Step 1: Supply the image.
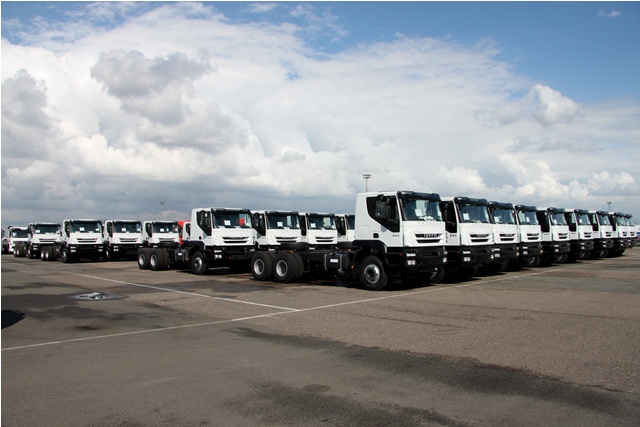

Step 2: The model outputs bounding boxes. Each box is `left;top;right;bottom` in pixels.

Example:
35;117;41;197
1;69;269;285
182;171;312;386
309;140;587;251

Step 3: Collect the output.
3;191;638;290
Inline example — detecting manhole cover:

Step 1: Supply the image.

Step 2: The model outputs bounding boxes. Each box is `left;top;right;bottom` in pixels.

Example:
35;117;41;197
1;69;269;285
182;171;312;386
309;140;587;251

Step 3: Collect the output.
72;292;121;301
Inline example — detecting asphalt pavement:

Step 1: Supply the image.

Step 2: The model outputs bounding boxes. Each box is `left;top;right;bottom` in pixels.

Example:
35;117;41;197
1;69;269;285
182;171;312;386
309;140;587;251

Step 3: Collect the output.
2;249;640;426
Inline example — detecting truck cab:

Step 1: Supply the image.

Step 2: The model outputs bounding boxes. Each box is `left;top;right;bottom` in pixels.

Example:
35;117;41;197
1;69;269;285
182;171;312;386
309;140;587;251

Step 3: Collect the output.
514;205;543;268
609;212;633;256
6;226;29;255
353;191;446;288
142;221;180;248
60;219;105;262
26;222;62;260
487;201;519;273
588;210;614;258
298;212;338;249
251;210;305;250
104;220;144;260
177;208;256;275
439;196;494;278
536;207;571;264
564;209;595;261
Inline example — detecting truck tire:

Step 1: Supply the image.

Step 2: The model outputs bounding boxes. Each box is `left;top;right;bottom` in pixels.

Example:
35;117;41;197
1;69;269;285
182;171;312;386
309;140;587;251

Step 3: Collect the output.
149;248;164;271
553;253;569;264
61;247;71;263
273;252;300;283
521;256;540;268
251;252;274;281
428;267;445;284
290;252;305;280
27;245;36;259
160;248;171;270
138;248;151;269
358;255;388;291
191;251;208;275
47;246;58;261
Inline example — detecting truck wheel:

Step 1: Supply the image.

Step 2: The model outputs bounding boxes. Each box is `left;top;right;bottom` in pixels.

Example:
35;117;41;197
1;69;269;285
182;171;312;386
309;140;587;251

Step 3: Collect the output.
61;247;71;263
138;248;151;269
553;253;569;263
149;249;163;271
47;246;58;261
358;255;388;291
251;252;274;281
273;253;300;283
191;251;208;275
291;252;305;280
522;256;540;268
428;267;445;284
27;246;36;259
160;248;171;270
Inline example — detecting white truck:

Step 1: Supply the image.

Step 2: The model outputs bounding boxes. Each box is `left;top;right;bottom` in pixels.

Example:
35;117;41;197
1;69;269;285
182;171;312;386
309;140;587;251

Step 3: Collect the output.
486;201;519;273
609;212;634;256
514;205;543;268
439;197;494;279
59;219;105;262
564;209;595;261
25;222;62;260
103;220;144;260
170;208;255;274
536;207;571;264
588;210;614;259
250;191;447;290
5;226;29;256
298;212;338;249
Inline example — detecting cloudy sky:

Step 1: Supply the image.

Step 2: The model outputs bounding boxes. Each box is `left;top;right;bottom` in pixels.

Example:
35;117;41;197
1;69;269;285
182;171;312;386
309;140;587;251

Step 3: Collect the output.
2;1;639;229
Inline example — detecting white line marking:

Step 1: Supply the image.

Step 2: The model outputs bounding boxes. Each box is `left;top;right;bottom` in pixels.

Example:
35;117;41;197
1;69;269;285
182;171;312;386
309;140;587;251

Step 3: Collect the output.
64;271;299;312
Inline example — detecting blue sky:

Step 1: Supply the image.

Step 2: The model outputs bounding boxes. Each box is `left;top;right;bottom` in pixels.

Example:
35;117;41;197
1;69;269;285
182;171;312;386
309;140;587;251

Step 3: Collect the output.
3;2;639;103
2;2;639;227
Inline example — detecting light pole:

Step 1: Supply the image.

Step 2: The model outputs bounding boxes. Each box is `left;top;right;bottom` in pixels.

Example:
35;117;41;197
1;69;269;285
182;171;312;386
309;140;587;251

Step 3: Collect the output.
362;173;372;192
607;201;612;212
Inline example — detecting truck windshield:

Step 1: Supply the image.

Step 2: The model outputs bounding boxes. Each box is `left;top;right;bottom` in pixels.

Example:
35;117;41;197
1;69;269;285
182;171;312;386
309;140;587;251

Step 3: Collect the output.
400;198;442;222
213;213;252;229
598;214;611;226
33;225;59;234
458;203;490;223
517;210;539;225
490;208;515;225
550;213;568;226
576;213;591;225
307;215;336;230
153;222;178;233
11;229;28;238
71;222;102;233
267;214;299;229
114;222;142;233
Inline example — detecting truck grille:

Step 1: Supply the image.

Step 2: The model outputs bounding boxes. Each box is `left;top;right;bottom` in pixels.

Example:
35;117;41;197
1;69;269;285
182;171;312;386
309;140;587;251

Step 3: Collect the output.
558;233;569;240
222;236;250;244
77;238;98;243
498;233;516;242
415;233;441;244
276;237;298;242
470;234;491;243
119;238;139;243
315;237;336;243
526;233;540;241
